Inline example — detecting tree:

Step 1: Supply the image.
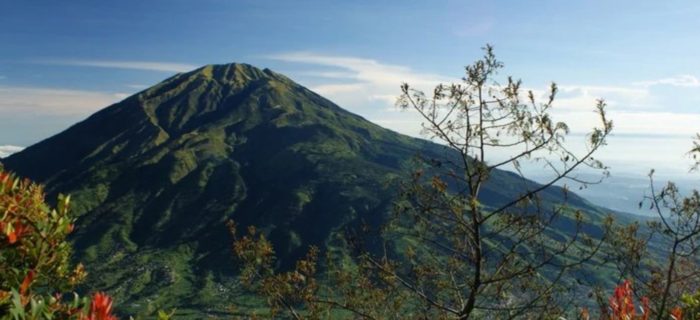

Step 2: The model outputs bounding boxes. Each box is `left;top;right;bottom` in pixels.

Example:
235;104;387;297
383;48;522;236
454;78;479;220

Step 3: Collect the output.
231;45;614;319
379;44;614;319
608;136;700;320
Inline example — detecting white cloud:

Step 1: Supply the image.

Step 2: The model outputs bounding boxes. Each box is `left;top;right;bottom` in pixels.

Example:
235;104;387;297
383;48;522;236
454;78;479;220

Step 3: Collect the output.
312;83;367;96
610;111;700;136
554;110;700;137
269;52;449;87
35;59;198;73
297;71;358;79
0;145;23;158
267;52;451;111
267;51;700;156
0;86;124;116
635;75;700;88
528;84;651;115
266;52;459;144
114;92;131;100
518;84;652;135
368;94;398;106
369;119;423;136
527;80;700;137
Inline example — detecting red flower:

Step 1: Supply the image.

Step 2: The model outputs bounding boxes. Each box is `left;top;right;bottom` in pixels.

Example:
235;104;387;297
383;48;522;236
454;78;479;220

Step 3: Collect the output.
609;280;636;319
19;270;34;296
671;306;683;320
7;221;29;244
81;292;118;320
606;280;681;320
640;296;650;320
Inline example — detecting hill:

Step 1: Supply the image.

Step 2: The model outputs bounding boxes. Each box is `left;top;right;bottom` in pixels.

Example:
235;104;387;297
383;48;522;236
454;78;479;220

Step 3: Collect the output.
2;63;617;317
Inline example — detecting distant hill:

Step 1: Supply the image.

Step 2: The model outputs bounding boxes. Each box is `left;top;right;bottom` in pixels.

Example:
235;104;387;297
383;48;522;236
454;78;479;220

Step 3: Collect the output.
2;63;625;317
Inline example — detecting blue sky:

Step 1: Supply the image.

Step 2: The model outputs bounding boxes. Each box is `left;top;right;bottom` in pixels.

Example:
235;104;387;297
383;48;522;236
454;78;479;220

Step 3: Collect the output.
2;0;700;180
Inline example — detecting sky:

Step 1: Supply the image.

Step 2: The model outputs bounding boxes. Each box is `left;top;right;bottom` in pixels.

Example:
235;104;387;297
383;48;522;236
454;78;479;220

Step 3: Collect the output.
2;0;700;188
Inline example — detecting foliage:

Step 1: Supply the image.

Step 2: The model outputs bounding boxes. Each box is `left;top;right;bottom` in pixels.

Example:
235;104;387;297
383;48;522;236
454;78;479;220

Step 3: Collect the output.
365;44;612;318
231;45;616;319
604;280;650;320
0;167;119;319
0;170;84;296
3;62;460;316
607;135;700;319
228;220;419;319
582;280;686;320
680;291;700;320
80;292;117;320
2;59;617;316
229;220;319;319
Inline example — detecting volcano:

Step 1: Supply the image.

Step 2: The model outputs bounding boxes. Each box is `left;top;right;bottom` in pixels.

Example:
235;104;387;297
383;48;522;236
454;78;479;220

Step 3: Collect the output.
2;63;611;317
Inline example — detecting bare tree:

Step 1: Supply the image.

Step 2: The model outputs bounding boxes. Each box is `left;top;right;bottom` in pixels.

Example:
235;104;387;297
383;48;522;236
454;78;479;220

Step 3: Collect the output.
231;45;614;319
368;44;614;319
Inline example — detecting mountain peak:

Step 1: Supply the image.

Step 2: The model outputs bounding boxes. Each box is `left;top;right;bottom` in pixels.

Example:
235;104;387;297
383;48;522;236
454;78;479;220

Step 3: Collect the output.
110;61;318;137
184;63;288;86
1;62;367;181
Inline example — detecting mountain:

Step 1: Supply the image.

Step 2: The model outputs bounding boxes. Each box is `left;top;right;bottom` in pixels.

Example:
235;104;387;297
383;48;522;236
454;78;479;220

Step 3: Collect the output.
2;63;614;317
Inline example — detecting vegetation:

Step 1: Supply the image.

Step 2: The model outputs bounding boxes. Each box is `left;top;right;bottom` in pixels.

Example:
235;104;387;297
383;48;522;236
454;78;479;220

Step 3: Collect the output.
228;46;619;319
227;47;700;319
3;62;440;315
385;45;613;318
2;59;613;316
0;167;117;319
2;163;697;319
604;135;700;319
2;48;699;319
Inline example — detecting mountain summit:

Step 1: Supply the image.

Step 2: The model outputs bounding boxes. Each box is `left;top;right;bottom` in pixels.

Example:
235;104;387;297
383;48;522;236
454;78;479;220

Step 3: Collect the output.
2;63;602;316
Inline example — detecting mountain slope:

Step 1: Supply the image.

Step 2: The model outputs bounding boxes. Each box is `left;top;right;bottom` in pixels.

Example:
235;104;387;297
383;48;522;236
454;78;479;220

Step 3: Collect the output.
2;63;610;317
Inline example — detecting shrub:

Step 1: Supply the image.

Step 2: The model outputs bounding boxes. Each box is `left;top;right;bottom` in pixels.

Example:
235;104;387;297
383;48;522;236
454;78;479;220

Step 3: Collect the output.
0;168;117;319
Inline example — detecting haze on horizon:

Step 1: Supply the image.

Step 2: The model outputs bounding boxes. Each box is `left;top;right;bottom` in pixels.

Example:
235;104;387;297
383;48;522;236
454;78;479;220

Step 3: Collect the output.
1;1;699;212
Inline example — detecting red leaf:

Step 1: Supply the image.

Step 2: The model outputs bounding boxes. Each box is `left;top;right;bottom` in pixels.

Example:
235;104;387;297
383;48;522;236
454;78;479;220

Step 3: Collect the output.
7;222;28;244
84;292;118;320
19;270;34;295
671;307;683;320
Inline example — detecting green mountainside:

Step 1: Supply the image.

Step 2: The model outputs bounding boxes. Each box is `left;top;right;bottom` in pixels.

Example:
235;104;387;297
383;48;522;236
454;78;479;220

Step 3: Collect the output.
2;63;620;317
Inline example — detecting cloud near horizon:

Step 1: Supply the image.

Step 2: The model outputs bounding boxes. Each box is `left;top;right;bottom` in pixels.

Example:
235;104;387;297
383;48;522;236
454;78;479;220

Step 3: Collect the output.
33;59;198;73
268;51;700;142
0;86;126;116
0;145;24;158
635;75;700;88
268;51;451;106
4;52;699;173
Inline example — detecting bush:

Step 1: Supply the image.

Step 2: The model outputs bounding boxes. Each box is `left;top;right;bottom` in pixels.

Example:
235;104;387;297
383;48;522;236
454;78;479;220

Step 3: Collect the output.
0;168;117;319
